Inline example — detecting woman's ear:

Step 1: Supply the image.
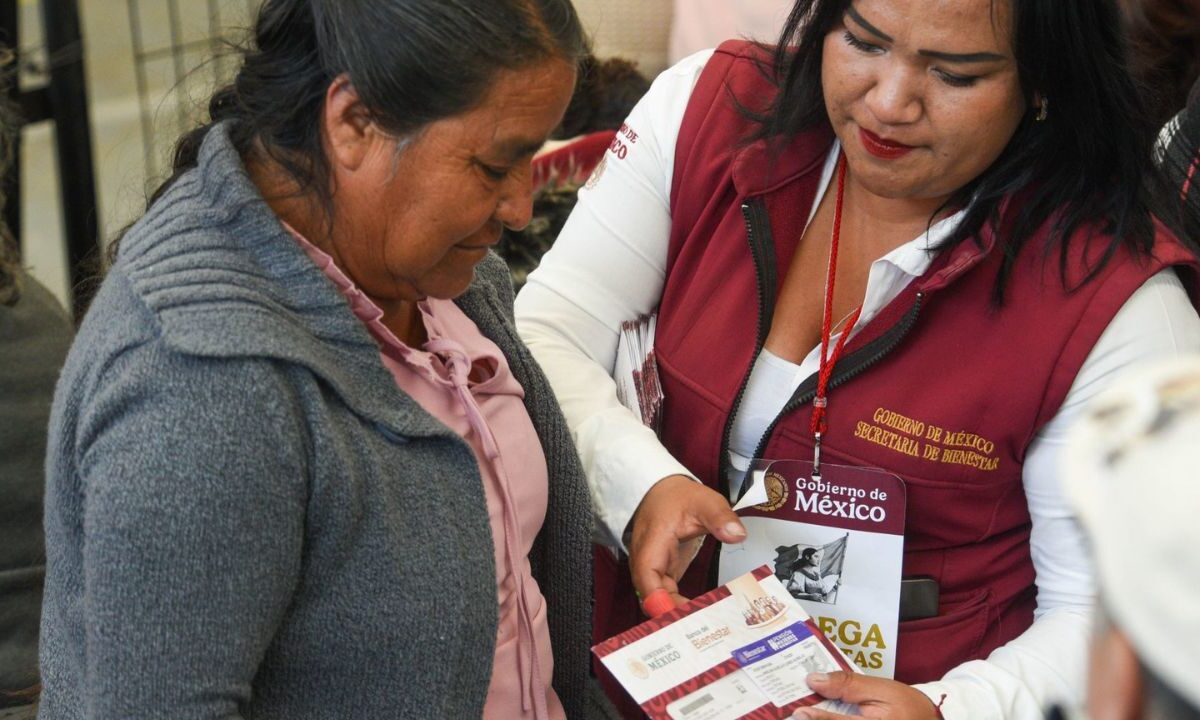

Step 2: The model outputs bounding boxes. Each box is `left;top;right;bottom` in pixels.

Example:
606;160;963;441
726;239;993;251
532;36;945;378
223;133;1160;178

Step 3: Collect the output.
1031;92;1050;123
322;74;375;172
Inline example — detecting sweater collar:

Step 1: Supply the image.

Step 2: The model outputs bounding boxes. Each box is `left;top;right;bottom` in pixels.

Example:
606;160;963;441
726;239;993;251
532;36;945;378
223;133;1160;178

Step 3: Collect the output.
116;122;458;441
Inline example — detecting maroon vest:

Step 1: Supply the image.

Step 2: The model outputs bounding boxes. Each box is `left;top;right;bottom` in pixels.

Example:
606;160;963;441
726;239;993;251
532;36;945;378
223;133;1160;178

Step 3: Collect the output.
593;41;1200;711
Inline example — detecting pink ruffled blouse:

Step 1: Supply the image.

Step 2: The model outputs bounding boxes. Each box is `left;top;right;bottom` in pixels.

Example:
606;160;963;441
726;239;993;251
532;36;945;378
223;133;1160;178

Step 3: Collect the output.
288;227;563;720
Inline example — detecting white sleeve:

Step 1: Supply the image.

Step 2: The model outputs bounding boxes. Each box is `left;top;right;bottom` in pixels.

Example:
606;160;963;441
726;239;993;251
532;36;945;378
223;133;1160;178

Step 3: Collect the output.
514;50;716;549
915;269;1200;719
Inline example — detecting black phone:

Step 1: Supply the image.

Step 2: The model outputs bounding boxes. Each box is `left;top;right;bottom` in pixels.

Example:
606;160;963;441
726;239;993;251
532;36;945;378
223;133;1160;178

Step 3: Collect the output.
899;577;940;621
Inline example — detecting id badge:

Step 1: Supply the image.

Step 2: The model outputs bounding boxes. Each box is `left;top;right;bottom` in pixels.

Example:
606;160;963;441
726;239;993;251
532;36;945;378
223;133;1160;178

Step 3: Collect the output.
718;459;906;679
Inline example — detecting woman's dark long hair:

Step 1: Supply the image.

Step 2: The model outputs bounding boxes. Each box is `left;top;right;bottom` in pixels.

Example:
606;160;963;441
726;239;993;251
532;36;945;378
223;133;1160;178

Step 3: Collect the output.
1122;0;1200;130
115;0;586;261
757;0;1170;302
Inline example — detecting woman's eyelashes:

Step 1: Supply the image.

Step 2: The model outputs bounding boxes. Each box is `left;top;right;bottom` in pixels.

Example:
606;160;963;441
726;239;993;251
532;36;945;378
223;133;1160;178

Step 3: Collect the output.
476;160;511;181
843;30;882;54
933;69;979;88
842;30;980;88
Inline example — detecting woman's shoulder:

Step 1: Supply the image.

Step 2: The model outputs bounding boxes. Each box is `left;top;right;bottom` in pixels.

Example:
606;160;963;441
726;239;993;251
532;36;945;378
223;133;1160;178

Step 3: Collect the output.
1060;214;1199;295
54;269;316;490
648;42;773;134
67;267;298;413
107;167;369;375
700;40;783;112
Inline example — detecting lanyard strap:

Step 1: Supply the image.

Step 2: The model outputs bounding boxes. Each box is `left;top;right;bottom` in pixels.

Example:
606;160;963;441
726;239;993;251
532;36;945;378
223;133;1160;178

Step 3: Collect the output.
811;153;862;477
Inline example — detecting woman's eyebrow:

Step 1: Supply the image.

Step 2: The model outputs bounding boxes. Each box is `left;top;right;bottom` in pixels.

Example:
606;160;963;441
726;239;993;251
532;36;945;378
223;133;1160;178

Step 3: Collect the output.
494;137;545;161
845;5;893;42
918;49;1006;63
846;4;1007;63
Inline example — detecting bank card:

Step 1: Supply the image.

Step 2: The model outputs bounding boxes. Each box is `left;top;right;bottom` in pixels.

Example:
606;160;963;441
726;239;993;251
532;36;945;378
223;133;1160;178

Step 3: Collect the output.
593;566;859;719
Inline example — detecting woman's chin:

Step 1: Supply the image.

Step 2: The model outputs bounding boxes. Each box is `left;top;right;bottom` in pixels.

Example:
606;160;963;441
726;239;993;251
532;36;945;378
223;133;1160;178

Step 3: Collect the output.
416;268;481;301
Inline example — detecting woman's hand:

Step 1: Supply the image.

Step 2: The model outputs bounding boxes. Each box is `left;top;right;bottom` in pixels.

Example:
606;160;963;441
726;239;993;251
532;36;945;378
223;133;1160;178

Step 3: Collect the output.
628;475;746;608
793;673;941;720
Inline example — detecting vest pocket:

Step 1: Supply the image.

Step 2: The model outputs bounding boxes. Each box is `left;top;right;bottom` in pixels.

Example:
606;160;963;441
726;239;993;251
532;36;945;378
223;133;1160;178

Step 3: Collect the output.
894;587;990;684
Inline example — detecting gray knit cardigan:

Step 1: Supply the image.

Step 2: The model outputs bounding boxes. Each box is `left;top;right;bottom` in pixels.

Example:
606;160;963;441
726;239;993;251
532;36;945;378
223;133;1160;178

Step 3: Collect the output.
39;123;596;719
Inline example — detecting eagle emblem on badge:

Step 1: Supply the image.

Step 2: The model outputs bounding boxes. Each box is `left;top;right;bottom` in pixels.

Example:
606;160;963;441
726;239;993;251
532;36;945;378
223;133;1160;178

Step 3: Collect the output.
753;471;788;512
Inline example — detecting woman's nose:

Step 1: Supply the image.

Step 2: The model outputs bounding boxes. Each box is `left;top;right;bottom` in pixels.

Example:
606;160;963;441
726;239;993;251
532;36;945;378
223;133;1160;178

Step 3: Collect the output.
496;169;535;232
865;64;923;126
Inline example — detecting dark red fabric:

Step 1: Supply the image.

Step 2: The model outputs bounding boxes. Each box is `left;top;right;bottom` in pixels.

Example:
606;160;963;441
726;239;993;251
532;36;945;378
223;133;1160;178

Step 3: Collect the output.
594;40;1200;712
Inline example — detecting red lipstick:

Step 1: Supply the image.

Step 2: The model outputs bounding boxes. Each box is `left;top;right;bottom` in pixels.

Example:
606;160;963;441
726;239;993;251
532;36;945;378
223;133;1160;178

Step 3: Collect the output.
859;128;915;160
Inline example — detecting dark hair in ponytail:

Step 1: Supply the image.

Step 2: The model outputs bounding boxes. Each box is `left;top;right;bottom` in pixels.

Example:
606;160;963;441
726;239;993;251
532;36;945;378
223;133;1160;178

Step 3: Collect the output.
141;0;585;230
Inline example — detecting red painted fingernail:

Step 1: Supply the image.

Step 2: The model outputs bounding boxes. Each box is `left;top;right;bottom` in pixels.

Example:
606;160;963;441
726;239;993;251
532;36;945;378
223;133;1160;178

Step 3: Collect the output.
641;588;676;618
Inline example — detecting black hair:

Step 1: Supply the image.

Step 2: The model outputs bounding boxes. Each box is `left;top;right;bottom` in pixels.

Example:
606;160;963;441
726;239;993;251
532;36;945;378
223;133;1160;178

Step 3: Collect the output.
756;0;1173;302
140;0;586;234
554;55;651;139
1122;0;1200;131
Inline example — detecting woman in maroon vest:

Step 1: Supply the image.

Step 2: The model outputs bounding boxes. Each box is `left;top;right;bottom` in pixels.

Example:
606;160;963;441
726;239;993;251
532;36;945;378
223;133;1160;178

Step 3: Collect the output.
517;0;1200;717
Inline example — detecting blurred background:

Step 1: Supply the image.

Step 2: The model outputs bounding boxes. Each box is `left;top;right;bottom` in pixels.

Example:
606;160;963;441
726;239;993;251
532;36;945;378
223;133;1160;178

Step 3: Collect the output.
12;0;1195;316
13;0;677;311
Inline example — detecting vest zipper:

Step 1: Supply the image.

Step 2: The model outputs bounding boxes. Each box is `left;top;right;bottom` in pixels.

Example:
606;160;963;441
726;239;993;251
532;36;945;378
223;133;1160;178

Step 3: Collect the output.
717;200;778;498
749;291;926;463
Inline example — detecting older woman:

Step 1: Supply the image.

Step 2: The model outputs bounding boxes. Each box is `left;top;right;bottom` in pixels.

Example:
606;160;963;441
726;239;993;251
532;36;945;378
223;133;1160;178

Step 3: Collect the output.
39;1;595;718
515;0;1200;717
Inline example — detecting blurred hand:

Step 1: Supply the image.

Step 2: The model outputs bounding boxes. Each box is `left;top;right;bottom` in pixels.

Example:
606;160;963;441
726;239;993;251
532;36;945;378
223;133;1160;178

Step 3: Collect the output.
628;474;746;610
793;673;941;720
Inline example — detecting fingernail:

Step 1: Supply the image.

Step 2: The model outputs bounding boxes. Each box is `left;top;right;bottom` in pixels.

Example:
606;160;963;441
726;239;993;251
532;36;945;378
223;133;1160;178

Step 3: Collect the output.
807;672;830;684
641;588;676;618
724;522;747;540
793;710;815;719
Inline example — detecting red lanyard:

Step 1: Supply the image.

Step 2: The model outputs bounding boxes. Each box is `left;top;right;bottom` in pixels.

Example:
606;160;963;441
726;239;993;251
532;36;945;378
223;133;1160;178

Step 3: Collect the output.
811;153;862;477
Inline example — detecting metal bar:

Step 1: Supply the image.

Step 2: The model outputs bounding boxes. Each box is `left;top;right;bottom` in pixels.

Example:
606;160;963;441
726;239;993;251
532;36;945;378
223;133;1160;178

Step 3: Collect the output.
165;0;187;132
17;86;50;122
0;2;15;57
127;0;158;181
42;0;100;319
208;0;220;87
133;37;219;63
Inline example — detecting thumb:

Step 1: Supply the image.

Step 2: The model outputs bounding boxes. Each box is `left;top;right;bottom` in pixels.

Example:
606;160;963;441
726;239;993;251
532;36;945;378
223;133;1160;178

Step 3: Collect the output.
805;671;874;705
694;495;746;545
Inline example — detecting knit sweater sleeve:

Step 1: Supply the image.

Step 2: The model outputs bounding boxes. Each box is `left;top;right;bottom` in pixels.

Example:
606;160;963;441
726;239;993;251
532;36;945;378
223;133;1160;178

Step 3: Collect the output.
72;333;309;719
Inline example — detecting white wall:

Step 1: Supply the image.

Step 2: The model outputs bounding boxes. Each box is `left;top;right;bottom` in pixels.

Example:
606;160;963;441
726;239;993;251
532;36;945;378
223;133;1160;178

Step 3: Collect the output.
573;0;673;77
